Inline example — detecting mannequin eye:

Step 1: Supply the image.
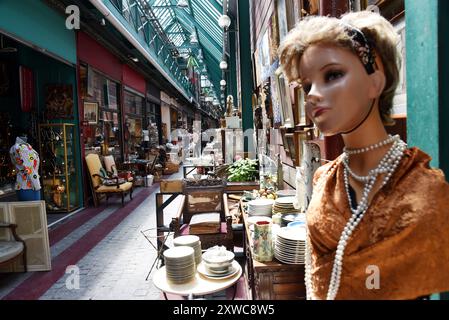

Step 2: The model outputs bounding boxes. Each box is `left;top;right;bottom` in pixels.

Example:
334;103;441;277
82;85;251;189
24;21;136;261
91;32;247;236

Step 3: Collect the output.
302;83;311;94
325;70;344;82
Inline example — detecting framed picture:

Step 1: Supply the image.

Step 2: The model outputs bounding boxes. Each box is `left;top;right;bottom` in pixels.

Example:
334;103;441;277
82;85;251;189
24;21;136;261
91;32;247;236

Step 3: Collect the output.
300;0;320;17
293;130;313;166
285;133;296;164
275;69;294;128
45;84;74;119
84;102;98;124
294;85;312;127
277;0;289;41
392;17;406;115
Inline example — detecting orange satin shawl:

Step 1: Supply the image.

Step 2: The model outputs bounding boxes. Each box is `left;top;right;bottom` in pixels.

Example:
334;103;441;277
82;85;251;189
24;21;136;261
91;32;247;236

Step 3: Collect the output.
307;147;449;299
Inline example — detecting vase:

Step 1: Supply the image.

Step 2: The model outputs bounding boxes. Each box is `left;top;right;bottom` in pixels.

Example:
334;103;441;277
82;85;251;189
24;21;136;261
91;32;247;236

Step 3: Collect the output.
252;221;273;262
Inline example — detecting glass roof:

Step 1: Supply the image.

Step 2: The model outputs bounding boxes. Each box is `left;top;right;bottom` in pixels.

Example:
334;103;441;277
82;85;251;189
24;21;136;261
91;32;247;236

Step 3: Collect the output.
146;0;224;95
107;0;227;108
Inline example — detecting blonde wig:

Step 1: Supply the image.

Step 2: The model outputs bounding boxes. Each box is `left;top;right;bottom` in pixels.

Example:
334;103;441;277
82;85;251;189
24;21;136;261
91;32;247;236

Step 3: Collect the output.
278;11;401;125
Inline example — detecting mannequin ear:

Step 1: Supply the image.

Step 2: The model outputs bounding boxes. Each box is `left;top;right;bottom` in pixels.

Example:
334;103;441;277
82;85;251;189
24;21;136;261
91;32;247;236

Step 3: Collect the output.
368;70;386;99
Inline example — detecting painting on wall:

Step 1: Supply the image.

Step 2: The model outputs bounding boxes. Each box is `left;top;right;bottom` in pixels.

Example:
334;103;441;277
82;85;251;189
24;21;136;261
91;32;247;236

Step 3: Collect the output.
45;84;74;119
275;69;294;128
83;102;98;124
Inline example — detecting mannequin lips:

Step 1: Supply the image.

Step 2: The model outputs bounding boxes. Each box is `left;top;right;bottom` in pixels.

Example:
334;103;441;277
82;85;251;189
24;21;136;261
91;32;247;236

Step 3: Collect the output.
312;107;329;118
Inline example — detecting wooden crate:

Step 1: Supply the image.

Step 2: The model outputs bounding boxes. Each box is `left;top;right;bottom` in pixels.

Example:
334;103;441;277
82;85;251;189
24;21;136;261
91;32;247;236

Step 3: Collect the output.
160;179;183;193
164;162;179;174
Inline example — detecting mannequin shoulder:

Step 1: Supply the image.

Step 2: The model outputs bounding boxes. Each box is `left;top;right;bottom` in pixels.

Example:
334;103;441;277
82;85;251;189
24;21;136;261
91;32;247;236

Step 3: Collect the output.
312;157;341;185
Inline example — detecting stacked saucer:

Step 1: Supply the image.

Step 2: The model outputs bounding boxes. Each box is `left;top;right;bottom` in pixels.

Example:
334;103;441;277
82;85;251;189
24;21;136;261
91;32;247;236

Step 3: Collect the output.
247;199;274;217
276;189;296;198
273;196;302;215
274;226;306;265
163;246;196;284
173;235;202;265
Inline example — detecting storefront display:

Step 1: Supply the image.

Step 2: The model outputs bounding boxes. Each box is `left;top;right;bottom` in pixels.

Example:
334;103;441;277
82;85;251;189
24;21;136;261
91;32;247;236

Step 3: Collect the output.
124;89;144;160
80;65;123;162
38;123;80;212
0;28;81;205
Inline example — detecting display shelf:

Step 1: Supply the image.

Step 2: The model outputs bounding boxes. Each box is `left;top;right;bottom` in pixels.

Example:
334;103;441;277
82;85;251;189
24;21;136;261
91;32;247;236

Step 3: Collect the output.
38;123;80;213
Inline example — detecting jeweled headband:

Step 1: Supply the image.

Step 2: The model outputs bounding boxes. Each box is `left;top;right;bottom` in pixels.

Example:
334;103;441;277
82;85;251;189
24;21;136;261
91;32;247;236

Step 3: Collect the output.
341;23;376;75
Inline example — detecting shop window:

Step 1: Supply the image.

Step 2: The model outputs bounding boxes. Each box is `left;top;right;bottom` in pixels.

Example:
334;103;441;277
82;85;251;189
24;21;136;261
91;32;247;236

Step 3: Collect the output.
145;101;161;146
81;65;122;162
124;90;144;159
170;108;178;134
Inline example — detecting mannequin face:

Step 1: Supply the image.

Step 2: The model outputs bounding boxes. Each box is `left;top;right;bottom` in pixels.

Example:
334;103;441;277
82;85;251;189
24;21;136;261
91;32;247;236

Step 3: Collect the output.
299;44;377;136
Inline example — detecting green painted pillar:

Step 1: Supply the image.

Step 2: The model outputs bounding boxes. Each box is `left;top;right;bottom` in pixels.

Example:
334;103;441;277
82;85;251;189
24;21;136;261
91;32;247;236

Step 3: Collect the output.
406;0;449;300
237;0;253;154
229;29;238;106
438;0;449;178
406;0;449;177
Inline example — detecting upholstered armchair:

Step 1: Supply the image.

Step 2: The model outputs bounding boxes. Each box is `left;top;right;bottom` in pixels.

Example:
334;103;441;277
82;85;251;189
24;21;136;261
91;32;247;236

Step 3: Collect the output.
85;154;133;207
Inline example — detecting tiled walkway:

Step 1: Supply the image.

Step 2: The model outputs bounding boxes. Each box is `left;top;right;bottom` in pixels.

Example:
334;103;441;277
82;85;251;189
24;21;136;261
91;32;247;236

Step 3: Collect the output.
0;167;248;300
0;170;188;300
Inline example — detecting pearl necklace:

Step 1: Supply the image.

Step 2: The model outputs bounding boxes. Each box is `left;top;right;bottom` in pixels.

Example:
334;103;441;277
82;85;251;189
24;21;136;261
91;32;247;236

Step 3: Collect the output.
342;135;401;183
305;138;407;300
343;134;399;155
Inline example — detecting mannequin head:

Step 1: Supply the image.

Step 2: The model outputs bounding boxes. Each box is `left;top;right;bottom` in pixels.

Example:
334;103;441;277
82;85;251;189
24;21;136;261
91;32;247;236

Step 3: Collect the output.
14;128;28;143
278;11;400;135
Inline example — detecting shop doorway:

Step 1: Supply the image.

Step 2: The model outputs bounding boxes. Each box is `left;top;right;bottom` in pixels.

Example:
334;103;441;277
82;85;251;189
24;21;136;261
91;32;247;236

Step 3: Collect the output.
0;34;82;221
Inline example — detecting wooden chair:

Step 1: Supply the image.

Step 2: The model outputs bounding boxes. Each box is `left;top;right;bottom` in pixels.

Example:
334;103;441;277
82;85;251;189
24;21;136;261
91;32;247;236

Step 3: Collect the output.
171;178;233;251
103;155;134;183
0;222;27;272
85;154;133;207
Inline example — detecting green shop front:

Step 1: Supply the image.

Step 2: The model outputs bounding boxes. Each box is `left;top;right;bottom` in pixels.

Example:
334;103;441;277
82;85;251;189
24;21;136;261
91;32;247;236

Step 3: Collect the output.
0;0;83;213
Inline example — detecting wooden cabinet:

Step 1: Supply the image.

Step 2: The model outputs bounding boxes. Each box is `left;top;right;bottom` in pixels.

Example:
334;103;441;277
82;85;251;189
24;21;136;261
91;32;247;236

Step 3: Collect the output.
242;204;306;300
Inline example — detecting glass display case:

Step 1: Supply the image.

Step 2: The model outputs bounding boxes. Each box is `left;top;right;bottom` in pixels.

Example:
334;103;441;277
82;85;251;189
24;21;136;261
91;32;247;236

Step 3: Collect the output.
38;123;80;213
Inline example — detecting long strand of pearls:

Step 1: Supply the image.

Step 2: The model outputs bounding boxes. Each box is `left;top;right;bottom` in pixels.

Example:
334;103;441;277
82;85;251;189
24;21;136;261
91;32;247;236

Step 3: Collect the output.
305;137;407;300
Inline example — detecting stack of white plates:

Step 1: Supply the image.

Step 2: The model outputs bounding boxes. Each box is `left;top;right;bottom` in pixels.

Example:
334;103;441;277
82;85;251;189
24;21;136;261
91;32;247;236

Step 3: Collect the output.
173;235;202;265
247;199;274;217
276;190;296;198
163;246;196;284
274;226;306;265
273;196;302;214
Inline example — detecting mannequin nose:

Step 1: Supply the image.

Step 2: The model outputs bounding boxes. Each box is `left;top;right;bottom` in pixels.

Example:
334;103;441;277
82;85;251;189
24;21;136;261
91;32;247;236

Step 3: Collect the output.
306;84;323;104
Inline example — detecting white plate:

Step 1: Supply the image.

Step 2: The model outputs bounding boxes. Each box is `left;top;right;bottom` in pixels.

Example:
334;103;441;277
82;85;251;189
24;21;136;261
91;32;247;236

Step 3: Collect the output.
173;235;200;246
248;199;275;207
276;190;296;197
276;227;306;241
163;246;195;259
197;260;240;280
275;196;296;204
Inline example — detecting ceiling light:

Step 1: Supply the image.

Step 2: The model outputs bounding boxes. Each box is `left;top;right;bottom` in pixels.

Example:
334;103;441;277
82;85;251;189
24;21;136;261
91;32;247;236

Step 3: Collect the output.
218;15;231;29
190;33;198;44
220;79;226;86
220;60;228;70
177;0;189;8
